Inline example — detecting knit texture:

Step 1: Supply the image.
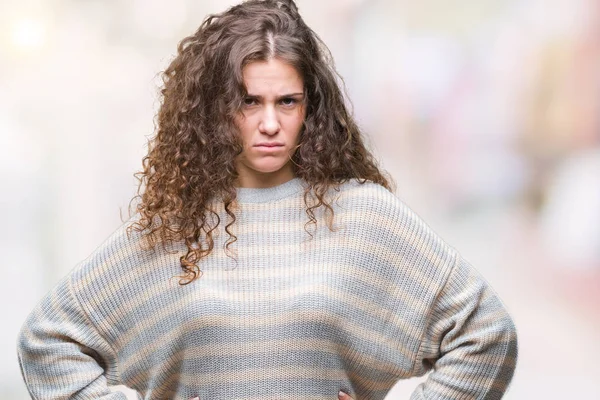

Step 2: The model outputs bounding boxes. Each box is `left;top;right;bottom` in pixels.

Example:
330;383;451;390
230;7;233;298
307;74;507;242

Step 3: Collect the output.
17;178;517;399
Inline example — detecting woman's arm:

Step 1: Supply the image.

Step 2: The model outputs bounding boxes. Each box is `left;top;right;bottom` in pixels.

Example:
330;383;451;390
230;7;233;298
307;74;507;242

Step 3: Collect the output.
411;255;518;399
17;276;139;399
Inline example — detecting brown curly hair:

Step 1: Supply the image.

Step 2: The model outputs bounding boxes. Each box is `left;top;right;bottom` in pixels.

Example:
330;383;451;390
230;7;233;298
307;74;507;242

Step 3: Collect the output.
127;0;394;284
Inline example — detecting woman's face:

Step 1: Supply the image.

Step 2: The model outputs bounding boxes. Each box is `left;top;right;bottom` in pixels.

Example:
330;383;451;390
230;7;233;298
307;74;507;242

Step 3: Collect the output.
234;58;306;188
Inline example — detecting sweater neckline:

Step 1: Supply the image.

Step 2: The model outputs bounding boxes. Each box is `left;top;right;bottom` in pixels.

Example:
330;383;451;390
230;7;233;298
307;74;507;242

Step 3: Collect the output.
235;177;306;203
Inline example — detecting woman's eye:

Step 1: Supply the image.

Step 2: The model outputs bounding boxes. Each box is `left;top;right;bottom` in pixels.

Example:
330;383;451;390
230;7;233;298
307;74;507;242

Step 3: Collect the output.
243;98;257;106
280;98;296;107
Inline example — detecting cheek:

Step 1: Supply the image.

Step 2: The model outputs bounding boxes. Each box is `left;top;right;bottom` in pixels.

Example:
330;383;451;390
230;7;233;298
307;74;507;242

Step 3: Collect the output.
291;109;306;134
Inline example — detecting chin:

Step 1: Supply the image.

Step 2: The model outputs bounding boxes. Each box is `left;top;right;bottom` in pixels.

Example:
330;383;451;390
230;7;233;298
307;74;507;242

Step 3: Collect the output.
252;161;289;174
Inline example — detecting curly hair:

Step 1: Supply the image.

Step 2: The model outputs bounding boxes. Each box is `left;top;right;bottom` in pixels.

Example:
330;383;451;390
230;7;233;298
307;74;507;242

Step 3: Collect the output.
127;0;394;284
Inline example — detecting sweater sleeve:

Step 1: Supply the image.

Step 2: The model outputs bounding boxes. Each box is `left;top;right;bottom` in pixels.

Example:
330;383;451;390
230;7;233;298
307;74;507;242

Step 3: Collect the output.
410;255;518;399
16;275;139;400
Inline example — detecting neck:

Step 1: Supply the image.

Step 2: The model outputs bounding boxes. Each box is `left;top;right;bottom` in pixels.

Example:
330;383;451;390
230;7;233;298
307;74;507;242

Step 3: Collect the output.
234;171;296;189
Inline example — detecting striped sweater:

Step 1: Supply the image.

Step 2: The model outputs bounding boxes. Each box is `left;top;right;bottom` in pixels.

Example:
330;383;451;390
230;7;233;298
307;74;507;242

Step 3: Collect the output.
17;178;517;399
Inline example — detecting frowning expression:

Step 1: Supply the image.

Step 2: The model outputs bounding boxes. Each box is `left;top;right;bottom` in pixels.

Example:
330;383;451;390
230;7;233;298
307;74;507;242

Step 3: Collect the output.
234;58;306;188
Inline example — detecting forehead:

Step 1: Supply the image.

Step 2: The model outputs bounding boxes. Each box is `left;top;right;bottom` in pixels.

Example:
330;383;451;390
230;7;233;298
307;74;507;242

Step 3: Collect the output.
242;58;303;93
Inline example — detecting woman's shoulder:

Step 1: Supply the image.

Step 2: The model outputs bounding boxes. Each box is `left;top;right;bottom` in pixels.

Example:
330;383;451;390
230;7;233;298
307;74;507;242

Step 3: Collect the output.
333;178;409;217
69;214;174;286
333;178;458;269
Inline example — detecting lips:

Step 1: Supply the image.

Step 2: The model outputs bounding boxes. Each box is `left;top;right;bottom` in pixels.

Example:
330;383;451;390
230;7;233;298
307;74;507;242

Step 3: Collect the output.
254;142;284;147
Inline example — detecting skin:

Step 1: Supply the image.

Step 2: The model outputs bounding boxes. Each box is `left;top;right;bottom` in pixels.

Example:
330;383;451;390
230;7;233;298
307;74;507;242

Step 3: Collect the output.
234;58;307;188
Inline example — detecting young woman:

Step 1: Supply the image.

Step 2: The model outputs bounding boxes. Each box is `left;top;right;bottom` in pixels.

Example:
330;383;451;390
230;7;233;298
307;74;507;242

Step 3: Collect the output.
17;1;518;399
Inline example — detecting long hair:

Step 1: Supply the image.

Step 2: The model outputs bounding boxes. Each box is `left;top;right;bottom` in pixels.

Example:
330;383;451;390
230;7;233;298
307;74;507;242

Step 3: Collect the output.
127;0;394;284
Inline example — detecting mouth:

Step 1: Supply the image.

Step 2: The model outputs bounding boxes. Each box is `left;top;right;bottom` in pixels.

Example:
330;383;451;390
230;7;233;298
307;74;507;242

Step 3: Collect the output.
254;143;284;148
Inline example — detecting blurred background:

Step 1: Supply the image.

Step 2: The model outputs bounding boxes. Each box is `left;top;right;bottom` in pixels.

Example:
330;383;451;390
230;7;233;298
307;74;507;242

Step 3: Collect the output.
1;0;599;398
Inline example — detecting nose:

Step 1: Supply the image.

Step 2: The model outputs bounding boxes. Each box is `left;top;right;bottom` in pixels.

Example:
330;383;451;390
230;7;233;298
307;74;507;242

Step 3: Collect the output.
258;106;280;135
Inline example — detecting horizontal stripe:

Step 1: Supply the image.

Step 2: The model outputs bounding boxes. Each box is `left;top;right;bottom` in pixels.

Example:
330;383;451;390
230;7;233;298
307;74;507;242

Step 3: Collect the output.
122;337;410;387
146;368;396;398
117;307;415;365
74;237;454;335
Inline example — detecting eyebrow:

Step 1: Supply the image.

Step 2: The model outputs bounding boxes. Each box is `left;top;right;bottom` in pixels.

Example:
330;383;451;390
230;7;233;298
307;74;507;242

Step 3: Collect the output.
245;92;304;99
